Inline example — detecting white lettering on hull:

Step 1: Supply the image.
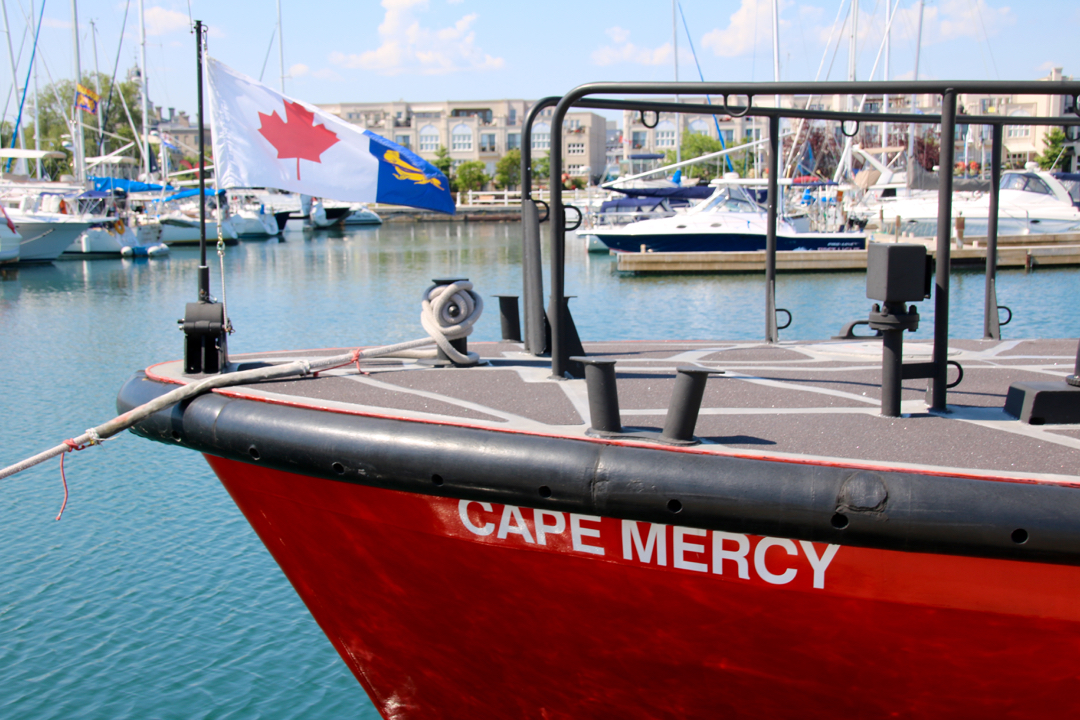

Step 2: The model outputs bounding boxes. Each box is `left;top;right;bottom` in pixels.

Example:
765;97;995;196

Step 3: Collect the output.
457;500;841;589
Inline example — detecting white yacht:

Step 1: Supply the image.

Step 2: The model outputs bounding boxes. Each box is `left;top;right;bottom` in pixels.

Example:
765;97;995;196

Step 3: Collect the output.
228;192;280;238
855;165;1080;237
342;203;382;226
589;181;865;254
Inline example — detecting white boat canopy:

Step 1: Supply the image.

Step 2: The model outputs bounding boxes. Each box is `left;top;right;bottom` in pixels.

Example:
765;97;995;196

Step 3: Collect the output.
86;156;139;167
0;148;66;160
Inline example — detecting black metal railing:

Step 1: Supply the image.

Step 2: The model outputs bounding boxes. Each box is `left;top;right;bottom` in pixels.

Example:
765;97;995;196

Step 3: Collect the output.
516;80;1080;412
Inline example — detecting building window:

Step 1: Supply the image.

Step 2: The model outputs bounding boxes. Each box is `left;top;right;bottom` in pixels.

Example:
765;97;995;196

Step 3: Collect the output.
532;122;550;150
1006;126;1030;138
568;142;585;155
631;131;646;149
689;119;711;136
419;125;439;152
480;133;497;152
656;121;676;148
395;135;411;148
566;119;580;130
451;124;473;151
508;107;517;126
722;129;735;145
507;133;520;150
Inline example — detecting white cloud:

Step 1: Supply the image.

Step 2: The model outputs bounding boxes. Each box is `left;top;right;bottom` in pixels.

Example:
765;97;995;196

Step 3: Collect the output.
592;27;673;67
861;0;1014;46
41;17;71;29
144;6;190;36
289;63;310;77
329;0;503;75
701;0;783;58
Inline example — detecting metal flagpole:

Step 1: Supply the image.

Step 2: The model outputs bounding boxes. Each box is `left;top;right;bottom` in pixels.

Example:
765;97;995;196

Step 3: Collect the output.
196;20;208;300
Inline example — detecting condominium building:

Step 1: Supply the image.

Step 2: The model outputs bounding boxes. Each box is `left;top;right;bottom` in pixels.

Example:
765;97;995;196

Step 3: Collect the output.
317;99;608;185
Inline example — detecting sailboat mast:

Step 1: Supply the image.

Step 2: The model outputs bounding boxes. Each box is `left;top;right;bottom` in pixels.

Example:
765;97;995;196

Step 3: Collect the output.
772;0;780;108
844;0;858;179
908;0;923;175
277;0;284;92
71;0;85;183
139;0;149;179
672;0;679;165
90;20;104;155
32;0;40;177
1;0;27;170
883;0;890;164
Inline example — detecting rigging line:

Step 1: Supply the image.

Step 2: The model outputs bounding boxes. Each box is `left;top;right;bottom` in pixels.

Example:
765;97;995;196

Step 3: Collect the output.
0;14;31;144
98;0;131;156
676;1;733;173
783;0;848;175
971;0;999;80
6;0;44;172
258;26;276;83
964;0;991;80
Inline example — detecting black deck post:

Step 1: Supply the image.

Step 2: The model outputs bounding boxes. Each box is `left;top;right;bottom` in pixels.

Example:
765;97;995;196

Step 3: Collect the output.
930;89;957;411
984;123;1003;340
765;113;780;343
549;98;568;379
521;98;558;356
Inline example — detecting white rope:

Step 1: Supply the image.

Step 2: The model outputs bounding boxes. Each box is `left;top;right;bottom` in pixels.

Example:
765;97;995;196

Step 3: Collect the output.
418;280;484;364
0;283;486;481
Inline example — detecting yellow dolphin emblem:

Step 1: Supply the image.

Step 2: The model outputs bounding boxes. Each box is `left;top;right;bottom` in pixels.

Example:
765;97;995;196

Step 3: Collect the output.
383;150;444;190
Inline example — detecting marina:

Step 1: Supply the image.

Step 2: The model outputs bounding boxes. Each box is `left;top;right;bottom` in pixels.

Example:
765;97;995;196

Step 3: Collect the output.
3;219;1079;718
2;0;1080;715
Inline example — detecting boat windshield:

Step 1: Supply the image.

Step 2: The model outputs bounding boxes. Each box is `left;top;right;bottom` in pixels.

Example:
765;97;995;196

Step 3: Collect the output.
694;187;762;214
1000;173;1053;196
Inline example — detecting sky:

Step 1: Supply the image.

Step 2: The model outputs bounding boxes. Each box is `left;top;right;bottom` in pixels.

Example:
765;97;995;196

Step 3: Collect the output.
3;0;1078;127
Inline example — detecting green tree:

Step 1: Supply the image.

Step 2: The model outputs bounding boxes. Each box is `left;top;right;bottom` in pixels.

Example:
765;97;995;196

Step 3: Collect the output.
18;72;145;179
430;146;458;191
432;146;452;176
493;148;520;190
456;160;490;192
663;132;726;181
1037;128;1075;171
531;152;549;184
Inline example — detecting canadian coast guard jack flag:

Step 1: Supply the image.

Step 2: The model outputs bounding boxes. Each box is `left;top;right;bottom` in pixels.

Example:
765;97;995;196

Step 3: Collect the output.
207;57;454;214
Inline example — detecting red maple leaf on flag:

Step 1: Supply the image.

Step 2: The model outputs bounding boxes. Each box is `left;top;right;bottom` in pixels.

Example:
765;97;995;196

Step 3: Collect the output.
257;99;340;180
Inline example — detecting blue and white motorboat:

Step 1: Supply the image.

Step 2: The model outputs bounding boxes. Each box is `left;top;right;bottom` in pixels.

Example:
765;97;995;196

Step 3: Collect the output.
589;182;865;253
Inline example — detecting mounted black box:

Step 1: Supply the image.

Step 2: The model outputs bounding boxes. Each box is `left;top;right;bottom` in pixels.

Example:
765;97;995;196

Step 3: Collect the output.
866;243;929;303
182;301;229;375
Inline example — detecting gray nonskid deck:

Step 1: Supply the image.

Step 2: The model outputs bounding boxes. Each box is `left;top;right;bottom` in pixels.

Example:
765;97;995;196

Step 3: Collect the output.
149;338;1080;482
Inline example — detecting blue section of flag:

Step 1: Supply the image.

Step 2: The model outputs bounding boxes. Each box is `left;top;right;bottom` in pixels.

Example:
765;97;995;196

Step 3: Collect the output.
364;131;455;215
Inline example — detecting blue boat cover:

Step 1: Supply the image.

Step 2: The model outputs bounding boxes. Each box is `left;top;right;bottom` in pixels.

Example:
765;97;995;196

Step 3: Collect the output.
162;188;227;202
610;186;714;200
90;176;174;193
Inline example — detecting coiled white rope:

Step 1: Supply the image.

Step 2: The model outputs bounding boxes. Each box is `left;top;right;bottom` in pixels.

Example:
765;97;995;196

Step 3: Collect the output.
0;280;484;482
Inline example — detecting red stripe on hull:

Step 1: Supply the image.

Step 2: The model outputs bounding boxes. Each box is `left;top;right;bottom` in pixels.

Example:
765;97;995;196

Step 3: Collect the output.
207;455;1080;718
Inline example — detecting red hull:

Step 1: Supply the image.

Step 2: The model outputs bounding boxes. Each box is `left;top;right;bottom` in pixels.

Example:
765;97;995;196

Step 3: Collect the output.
208;455;1080;719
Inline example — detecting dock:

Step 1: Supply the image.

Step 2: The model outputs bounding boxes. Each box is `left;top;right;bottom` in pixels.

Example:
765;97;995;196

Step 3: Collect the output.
614;232;1080;274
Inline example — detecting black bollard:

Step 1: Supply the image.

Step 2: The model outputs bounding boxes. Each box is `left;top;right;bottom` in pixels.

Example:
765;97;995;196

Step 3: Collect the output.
493;295;522;342
572;357;622;434
661;367;724;443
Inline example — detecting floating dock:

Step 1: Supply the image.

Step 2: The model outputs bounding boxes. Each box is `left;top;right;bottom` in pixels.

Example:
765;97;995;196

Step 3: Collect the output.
615;232;1080;274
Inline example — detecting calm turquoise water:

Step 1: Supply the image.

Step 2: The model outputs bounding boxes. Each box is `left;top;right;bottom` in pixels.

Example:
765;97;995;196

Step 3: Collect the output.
1;222;1078;719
